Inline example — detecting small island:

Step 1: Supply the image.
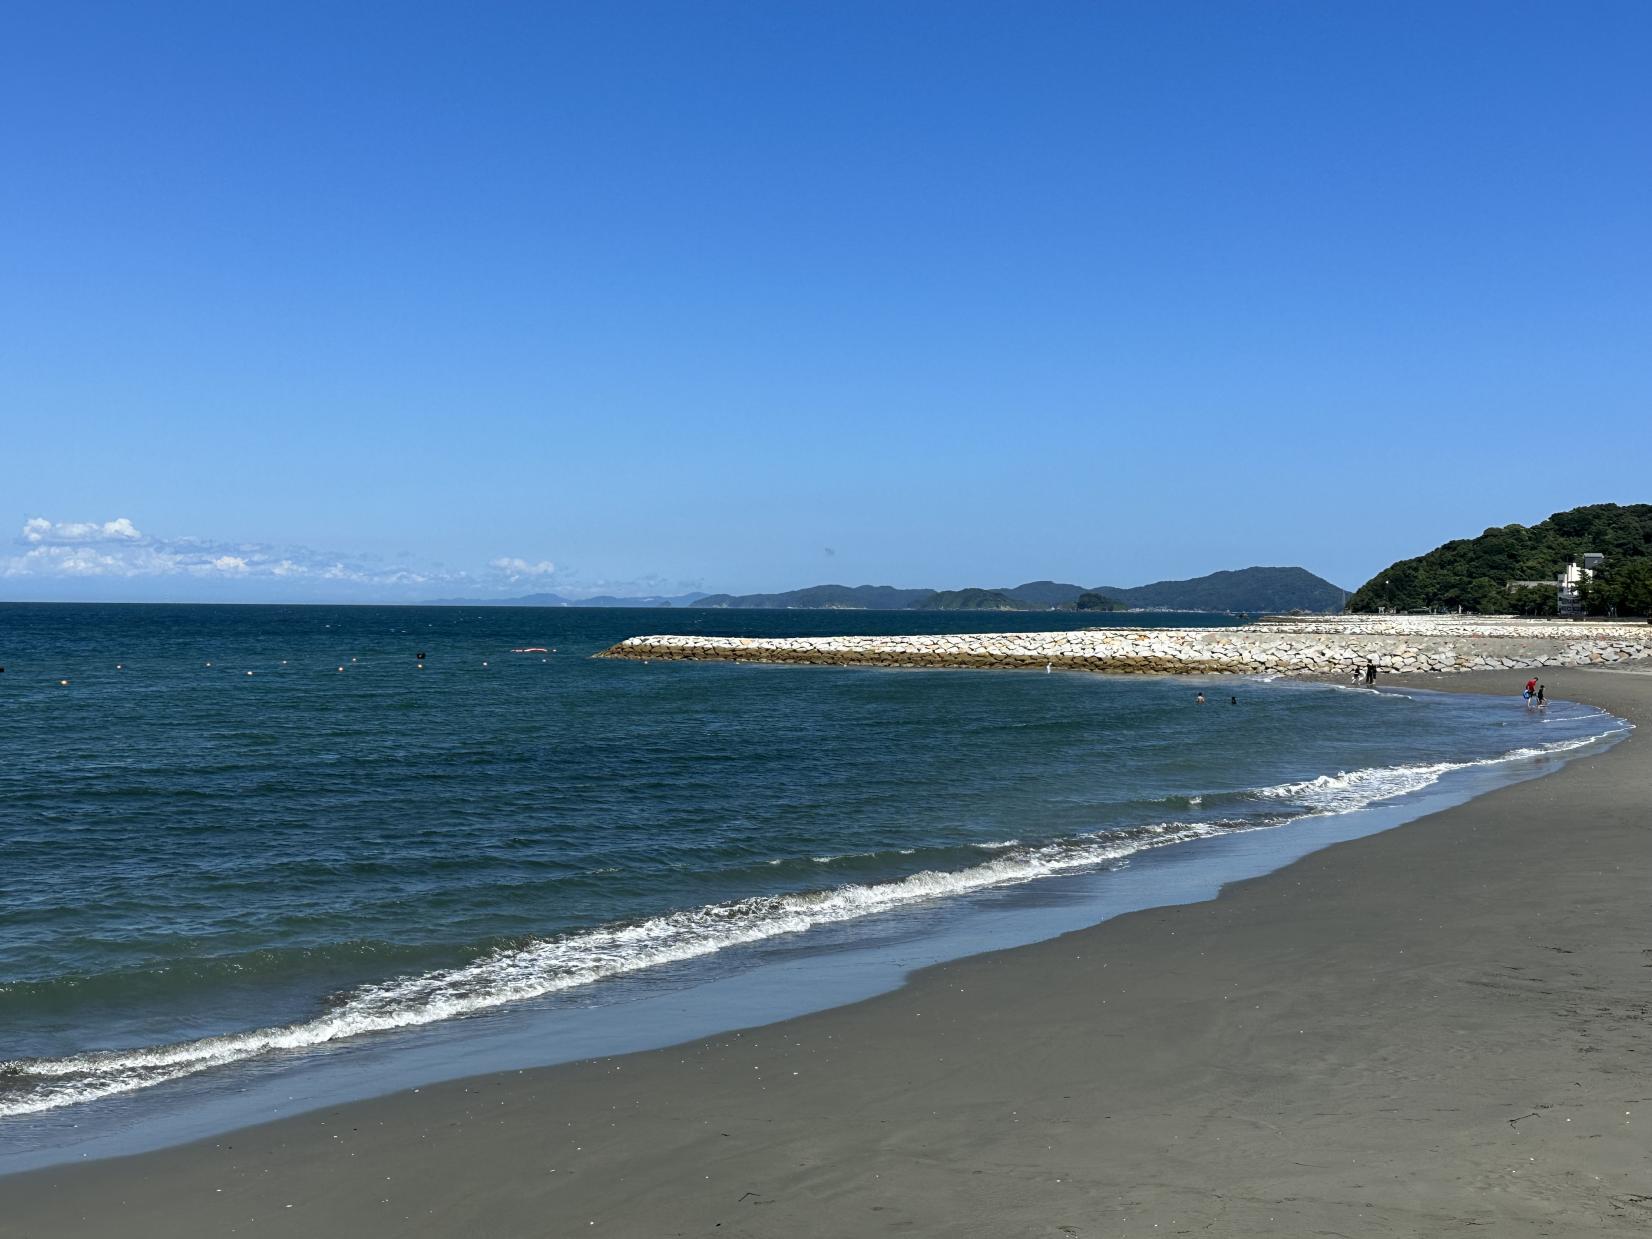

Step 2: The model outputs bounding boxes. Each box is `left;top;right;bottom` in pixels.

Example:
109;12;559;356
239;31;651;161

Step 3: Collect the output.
1075;591;1125;611
910;588;1042;611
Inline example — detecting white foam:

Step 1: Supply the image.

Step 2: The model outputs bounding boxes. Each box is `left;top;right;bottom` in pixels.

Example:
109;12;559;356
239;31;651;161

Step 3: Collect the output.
1252;732;1615;816
809;849;883;864
0;822;1231;1117
1;725;1623;1119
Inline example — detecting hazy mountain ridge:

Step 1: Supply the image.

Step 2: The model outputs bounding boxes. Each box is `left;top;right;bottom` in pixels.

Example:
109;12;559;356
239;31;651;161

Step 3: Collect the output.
426;567;1345;613
1091;567;1347;613
425;591;709;608
692;584;937;610
694;567;1344;613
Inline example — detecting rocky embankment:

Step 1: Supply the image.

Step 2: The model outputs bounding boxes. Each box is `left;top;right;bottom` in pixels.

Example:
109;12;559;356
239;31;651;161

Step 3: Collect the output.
595;617;1652;676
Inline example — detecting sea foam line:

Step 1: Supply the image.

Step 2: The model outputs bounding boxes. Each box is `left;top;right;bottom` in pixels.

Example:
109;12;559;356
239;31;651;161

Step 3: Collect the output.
1252;731;1615;815
0;825;1227;1117
0;728;1621;1119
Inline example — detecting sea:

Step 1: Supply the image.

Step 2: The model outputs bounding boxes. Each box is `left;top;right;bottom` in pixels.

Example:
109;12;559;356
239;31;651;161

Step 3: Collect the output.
0;603;1629;1170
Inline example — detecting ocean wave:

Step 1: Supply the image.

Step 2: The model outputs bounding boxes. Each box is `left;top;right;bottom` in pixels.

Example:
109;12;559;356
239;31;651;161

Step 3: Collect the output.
0;822;1237;1118
1251;731;1617;815
810;852;867;863
1261;676;1414;701
0;725;1623;1120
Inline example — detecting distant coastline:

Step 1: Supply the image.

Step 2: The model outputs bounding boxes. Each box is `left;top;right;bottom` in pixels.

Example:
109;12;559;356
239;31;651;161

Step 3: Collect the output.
427;565;1348;615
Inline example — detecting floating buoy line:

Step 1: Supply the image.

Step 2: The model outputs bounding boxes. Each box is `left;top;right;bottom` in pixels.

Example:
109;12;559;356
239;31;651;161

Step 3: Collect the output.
14;649;565;684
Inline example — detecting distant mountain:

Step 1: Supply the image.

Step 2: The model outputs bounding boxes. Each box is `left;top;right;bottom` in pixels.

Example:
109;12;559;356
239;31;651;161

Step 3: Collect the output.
425;591;709;608
999;580;1088;607
911;588;1043;611
687;567;1345;614
1096;567;1346;613
692;584;936;610
1349;503;1652;614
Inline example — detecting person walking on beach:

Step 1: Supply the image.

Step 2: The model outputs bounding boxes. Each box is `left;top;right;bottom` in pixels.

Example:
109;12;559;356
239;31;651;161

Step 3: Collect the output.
1526;676;1538;698
1537;683;1546;709
1365;661;1377;686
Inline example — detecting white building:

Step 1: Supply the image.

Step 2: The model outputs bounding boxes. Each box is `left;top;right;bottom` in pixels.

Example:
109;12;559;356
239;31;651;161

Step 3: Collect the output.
1557;553;1604;616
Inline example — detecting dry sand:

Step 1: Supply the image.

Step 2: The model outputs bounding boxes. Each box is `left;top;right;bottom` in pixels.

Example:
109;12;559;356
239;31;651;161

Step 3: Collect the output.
4;667;1648;1238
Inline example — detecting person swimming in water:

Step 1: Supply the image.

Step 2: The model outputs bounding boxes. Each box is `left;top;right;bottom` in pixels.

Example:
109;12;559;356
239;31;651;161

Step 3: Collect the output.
1195;691;1206;704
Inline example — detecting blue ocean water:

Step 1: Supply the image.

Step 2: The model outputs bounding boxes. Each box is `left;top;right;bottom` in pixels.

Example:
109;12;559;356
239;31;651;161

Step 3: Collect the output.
0;603;1626;1141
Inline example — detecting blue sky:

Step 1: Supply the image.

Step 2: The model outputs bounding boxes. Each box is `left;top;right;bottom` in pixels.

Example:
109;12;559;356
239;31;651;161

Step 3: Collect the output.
4;1;1649;602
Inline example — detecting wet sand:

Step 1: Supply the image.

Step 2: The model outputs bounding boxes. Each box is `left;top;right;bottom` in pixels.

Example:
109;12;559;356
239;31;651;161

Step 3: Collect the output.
5;667;1649;1237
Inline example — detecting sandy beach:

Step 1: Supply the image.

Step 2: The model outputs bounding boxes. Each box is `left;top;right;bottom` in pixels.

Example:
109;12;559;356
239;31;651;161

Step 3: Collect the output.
4;666;1648;1238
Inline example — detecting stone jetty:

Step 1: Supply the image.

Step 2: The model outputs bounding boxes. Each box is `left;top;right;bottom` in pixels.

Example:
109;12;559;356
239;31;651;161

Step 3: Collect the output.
595;616;1652;677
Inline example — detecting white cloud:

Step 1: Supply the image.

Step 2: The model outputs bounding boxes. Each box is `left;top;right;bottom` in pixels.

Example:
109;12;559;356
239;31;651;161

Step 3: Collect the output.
18;545;128;574
490;556;557;581
22;516;143;544
3;517;590;600
4;517;453;591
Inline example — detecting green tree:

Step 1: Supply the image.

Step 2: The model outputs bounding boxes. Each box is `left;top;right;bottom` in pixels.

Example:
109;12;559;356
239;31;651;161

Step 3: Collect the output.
1467;577;1512;615
1580;570;1615;616
1508;585;1558;616
1587;559;1652;617
1622;561;1652;617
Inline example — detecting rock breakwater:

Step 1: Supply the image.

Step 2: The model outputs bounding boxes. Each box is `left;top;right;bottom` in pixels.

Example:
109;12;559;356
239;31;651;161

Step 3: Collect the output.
595;617;1652;677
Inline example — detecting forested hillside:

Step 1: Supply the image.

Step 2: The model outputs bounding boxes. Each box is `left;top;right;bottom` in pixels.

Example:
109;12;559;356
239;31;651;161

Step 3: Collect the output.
1348;504;1652;613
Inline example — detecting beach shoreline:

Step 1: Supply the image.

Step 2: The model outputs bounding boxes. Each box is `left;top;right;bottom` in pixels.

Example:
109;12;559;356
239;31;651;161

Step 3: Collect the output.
4;666;1649;1237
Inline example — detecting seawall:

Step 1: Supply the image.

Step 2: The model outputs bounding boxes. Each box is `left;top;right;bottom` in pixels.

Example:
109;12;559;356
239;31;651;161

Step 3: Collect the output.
595;616;1652;676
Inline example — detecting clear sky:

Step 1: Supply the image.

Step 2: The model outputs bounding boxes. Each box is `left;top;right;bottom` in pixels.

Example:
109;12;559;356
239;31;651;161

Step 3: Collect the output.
4;1;1649;602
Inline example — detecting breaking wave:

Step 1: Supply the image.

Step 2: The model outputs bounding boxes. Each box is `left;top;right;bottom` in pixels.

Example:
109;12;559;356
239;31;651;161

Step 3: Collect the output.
1253;732;1611;815
0;728;1621;1119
